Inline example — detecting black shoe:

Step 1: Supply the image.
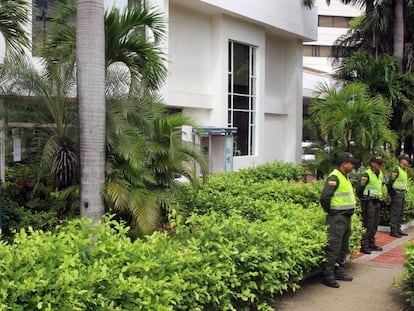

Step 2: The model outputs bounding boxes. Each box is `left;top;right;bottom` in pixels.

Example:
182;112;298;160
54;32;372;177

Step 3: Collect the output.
335;274;353;282
370;245;383;251
322;278;340;288
398;231;408;236
360;247;371;254
390;232;402;238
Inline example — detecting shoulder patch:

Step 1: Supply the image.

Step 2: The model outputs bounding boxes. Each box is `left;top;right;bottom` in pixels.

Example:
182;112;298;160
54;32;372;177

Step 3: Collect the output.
360;176;368;186
328;180;337;186
391;172;398;178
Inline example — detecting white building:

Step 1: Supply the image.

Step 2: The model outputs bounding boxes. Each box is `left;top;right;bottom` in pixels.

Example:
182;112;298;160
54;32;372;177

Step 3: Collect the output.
302;0;363;144
3;0;318;173
302;0;362;97
152;0;318;172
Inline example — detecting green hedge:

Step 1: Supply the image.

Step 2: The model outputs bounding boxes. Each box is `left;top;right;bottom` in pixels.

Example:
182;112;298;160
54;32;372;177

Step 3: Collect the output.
0;161;365;310
400;242;414;305
0;207;327;311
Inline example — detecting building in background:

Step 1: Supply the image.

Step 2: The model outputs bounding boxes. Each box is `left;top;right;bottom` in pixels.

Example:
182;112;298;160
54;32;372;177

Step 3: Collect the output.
302;0;362;142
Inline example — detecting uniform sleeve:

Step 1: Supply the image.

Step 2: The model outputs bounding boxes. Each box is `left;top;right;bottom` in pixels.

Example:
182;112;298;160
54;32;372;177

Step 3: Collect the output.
387;168;399;193
356;173;369;199
320;175;339;212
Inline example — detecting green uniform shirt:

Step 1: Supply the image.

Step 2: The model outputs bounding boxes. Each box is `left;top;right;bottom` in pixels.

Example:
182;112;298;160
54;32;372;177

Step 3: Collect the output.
320;169;356;215
356;168;383;199
388;165;408;192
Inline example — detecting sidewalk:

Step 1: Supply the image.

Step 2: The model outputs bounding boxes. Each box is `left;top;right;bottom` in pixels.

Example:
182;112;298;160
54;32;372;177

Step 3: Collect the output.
272;227;414;311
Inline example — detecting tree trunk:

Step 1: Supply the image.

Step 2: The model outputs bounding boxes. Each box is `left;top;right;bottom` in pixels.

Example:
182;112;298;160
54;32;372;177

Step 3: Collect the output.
393;0;405;70
76;0;106;222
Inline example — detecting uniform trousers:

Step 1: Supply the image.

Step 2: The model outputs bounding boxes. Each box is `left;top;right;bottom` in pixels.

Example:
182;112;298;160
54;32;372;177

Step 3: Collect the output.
390;192;405;234
322;212;352;280
361;199;381;248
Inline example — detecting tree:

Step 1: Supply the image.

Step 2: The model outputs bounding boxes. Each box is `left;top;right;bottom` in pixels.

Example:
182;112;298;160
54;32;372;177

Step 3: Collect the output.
103;74;208;234
76;0;106;222
43;0;166;91
310;82;396;164
0;0;30;63
1;57;79;189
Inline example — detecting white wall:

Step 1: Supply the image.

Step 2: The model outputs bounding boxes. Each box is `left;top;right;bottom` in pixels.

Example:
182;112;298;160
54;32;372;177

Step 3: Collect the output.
168;5;213;111
165;1;317;169
200;0;317;41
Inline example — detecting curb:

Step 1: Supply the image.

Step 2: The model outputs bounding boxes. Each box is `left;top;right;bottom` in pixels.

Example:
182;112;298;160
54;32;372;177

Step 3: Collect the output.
378;219;414;233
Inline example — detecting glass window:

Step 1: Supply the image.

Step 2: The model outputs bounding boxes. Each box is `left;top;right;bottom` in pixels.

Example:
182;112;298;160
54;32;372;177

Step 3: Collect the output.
228;41;256;156
303;45;331;57
318;15;352;28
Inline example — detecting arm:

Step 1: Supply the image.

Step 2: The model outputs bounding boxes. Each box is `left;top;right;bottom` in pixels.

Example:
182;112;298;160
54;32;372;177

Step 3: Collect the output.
320;175;339;212
387;168;399;194
356;173;369;199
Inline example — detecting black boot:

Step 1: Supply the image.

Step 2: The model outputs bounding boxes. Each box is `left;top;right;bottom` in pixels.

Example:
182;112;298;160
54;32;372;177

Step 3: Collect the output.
334;273;353;281
360;246;371;254
321;278;340;288
390;232;402;238
369;245;383;251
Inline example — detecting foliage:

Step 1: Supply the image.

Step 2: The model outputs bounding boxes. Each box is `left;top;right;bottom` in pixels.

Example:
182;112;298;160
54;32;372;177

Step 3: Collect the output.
0;161;384;309
236;162;307;183
176;161;363;254
310;82;396;175
1;164;79;241
104;92;208;235
334;51;414;146
399;242;414;303
43;0;167;90
1;58;79;190
0;0;30;64
0;210;325;310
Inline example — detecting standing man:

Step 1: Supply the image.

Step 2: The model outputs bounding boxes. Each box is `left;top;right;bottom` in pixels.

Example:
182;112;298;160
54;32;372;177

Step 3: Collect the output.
320;152;359;288
356;155;385;254
388;153;411;238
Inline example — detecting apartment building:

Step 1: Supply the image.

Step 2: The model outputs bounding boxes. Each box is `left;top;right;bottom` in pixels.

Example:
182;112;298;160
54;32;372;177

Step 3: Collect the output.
302;0;362;142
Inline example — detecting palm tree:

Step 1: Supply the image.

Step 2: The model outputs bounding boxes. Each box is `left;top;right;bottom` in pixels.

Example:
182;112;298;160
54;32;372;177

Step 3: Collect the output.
43;0;166;91
76;0;106;222
310;82;396;162
335;51;414;126
103;81;208;234
0;0;30;64
1;57;79;189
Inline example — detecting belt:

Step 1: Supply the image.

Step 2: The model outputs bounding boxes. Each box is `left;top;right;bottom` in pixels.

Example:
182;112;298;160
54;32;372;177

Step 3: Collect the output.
394;189;406;194
363;195;380;200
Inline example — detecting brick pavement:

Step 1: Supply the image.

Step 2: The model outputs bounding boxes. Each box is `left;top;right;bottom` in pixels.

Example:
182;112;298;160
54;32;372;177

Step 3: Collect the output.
273;228;414;311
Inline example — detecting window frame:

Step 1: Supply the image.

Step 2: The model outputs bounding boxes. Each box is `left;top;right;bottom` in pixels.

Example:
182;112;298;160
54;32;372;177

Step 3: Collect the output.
228;40;256;156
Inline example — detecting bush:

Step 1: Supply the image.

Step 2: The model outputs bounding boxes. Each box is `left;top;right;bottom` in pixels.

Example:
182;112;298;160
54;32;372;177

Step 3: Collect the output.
1;165;79;241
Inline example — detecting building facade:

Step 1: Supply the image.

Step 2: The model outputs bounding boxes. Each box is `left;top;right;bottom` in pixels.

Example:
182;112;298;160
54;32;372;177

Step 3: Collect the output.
303;0;362;96
152;0;317;172
1;0;318;173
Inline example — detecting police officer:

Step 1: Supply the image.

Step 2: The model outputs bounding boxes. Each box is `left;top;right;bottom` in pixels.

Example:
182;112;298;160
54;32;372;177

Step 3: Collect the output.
356;155;385;254
388;153;411;238
320;152;359;288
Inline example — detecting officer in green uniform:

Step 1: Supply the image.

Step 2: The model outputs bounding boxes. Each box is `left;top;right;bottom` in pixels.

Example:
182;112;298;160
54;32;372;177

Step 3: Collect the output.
320;152;359;288
387;153;411;238
356;155;385;254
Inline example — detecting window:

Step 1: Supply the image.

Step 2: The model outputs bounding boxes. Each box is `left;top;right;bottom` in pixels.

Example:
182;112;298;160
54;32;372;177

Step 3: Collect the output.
318;15;351;28
303;45;331;57
228;41;256;156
